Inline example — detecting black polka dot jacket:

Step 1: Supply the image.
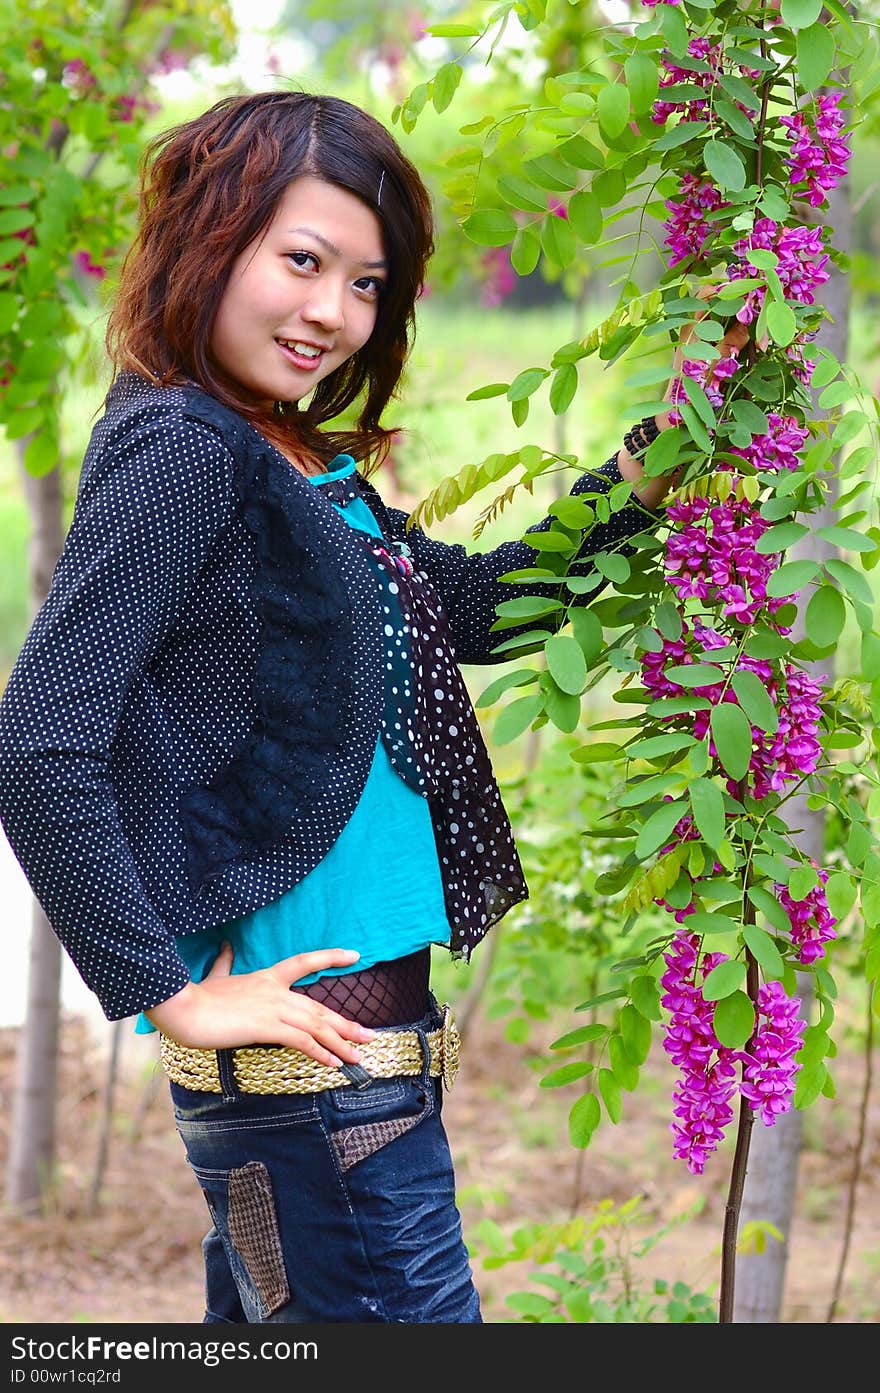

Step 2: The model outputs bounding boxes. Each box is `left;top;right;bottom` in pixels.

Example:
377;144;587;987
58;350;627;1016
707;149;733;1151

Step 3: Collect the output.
0;373;657;1021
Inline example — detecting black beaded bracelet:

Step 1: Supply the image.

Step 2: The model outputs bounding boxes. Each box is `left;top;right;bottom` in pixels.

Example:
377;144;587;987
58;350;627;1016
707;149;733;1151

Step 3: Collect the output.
623;414;661;457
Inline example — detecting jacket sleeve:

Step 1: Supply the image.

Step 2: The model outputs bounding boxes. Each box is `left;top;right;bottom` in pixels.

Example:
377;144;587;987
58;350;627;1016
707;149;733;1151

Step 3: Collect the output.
0;413;236;1020
385;455;661;664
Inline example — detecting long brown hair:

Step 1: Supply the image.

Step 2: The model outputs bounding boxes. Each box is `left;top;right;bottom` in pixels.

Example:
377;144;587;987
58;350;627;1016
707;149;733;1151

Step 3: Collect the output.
106;90;435;470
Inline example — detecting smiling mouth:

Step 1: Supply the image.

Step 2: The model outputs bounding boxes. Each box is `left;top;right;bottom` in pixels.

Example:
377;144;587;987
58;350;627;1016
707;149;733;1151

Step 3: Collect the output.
275;338;326;367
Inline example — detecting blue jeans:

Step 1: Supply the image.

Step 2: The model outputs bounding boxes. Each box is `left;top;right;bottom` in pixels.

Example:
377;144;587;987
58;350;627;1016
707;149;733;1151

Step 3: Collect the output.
169;1000;482;1323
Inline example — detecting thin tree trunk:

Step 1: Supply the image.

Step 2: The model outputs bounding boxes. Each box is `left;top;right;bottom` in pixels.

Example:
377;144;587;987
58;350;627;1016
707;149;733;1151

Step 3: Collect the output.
732;174;850;1322
5;453;66;1212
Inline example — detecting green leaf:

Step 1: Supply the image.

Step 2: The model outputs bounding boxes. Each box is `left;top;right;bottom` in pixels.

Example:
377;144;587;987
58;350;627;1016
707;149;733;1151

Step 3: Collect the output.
703;139;747;192
545;634;587;694
794;1061;827;1109
569;1092;601;1147
624;53;660;113
755;521;809;553
742;924;785;977
702;958;747;1001
461;208;517;247
550;362;578;415
825;871;857;919
748;885;794;936
731;669;779;735
495;595;562;619
493;694;544;745
567;190;603;245
426;21;482;35
23;432;58;476
540;1061;594;1088
432;62;462;113
817;524;876;552
608;1034;639;1091
710;703;753;781
466;382;509;401
551;1023;608;1050
684;912;742;936
598;1068;623;1123
474;668;537;708
797;22;836;91
689;777;725;850
496;174;549;213
0;293;17;334
541;213;576;269
630;974;662;1021
825;559;874;607
781;0;823;26
805;585;846;647
766;300;797;347
0;207;35;235
620;1004;652;1065
597;83;631;140
788;865;819;901
635;799;689;860
713;990;756;1049
567;605;602;659
664;663;726;688
510;226;541;276
765;559;819;598
508;368;549;401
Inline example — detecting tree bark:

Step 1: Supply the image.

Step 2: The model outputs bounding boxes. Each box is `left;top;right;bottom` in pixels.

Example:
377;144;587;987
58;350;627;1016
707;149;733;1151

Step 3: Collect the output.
732;175;850;1322
5;453;66;1212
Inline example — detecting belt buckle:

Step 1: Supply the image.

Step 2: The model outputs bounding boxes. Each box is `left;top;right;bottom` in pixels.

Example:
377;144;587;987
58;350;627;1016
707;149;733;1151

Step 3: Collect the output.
440;1003;461;1091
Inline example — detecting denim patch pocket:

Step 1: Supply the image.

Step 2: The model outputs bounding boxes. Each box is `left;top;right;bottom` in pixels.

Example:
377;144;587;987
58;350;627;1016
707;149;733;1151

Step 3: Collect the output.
327;1076;433;1174
191;1160;291;1319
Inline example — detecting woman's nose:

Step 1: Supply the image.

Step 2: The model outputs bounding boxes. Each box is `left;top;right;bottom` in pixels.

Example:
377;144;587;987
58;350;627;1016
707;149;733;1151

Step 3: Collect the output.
301;276;345;331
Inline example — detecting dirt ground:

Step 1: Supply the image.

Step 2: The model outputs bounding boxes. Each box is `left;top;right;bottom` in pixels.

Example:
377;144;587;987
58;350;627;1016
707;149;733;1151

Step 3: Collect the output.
0;1006;877;1326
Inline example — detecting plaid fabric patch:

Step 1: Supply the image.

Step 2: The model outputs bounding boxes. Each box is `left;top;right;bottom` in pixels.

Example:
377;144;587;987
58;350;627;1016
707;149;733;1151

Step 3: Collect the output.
331;1114;423;1173
227;1161;291;1316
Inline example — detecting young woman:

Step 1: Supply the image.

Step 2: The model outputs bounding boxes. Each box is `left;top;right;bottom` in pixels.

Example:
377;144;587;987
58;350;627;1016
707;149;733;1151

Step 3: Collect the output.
0;90;746;1324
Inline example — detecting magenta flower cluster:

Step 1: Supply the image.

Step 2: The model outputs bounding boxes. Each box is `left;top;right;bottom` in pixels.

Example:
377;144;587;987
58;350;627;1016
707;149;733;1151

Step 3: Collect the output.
739;982;807;1127
661;934;807;1171
663;174;729;268
661;933;738;1174
640;617;825;799
729;219;831;325
631;8;845;1172
779;93;852;208
652;38;758;128
776;868;838;965
664;492;785;624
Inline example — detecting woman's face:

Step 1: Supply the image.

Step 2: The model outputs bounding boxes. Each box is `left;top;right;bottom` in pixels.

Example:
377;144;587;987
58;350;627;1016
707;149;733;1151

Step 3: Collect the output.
210;175;387;409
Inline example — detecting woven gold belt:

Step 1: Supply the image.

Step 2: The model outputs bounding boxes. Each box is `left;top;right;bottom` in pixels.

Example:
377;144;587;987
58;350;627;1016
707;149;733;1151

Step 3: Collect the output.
159;1003;461;1095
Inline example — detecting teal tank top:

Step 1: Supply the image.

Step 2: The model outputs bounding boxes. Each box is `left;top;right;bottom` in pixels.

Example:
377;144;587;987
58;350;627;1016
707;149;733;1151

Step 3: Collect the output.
135;455;450;1033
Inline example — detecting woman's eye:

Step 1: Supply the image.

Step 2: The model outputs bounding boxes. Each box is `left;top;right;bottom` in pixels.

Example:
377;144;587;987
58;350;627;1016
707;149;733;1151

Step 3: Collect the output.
355;277;384;299
287;251;318;271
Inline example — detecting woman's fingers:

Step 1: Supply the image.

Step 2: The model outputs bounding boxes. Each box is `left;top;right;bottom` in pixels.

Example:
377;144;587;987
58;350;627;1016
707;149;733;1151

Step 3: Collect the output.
275;948;361;984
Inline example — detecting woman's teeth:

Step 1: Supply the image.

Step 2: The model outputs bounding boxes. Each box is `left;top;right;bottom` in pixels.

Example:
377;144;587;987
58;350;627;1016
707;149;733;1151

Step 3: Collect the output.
278;340;322;358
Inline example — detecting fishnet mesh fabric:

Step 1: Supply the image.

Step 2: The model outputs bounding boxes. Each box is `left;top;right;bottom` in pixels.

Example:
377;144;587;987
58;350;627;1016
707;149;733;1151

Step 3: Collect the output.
293;946;431;1027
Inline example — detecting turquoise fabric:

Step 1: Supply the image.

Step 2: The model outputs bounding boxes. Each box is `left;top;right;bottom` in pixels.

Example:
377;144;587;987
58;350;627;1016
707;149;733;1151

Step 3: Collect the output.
135;455;450;1033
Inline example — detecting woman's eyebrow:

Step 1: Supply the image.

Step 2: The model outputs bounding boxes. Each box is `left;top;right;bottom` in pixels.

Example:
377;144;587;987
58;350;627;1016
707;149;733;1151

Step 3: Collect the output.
286;225;388;269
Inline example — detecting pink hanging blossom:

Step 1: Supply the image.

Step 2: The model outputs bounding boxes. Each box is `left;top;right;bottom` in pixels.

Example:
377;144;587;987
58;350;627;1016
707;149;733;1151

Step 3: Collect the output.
73;249;106;280
779;93;852;208
661;932;738;1173
479;247;516;307
728;219;830;325
776;868;838;965
739;981;806;1125
663;174;729;267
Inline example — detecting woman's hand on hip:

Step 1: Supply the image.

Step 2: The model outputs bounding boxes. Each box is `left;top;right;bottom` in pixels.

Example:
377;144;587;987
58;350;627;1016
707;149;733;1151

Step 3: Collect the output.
142;944;377;1064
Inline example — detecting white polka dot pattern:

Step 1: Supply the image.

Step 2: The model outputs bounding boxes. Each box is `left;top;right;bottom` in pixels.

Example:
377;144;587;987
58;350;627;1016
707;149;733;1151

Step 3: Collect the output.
0;373;657;1020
